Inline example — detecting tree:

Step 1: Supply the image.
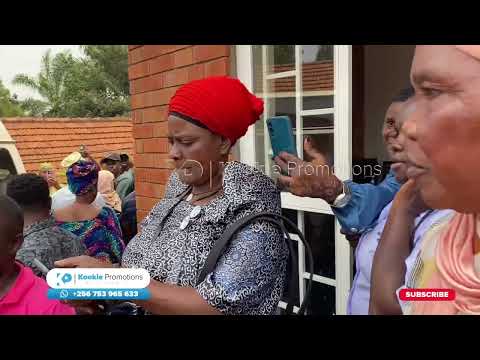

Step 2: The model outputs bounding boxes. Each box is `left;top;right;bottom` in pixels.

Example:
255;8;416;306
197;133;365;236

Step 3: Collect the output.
81;45;129;98
19;98;49;117
12;46;130;117
62;45;130;117
273;45;295;66
12;49;74;116
315;45;333;62
0;79;24;117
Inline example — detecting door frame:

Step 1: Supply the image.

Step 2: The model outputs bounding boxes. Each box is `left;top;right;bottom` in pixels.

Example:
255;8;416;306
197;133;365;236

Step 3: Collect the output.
235;45;353;314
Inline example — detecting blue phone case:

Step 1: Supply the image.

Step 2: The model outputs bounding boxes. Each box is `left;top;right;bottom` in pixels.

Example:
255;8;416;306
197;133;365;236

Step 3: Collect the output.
267;116;297;158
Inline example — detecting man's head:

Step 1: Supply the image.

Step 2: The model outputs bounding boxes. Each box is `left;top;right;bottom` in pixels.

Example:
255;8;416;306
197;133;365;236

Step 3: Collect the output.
0;195;24;268
120;154;130;173
7;174;52;216
382;86;415;182
402;45;480;212
101;153;122;178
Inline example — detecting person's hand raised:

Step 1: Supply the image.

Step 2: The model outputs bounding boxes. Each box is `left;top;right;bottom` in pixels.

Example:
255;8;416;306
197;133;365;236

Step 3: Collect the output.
47;176;60;190
273;137;343;203
392;179;429;218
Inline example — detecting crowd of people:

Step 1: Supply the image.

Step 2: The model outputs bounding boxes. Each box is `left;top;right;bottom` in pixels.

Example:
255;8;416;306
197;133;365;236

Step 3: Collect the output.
0;45;479;315
0;149;137;314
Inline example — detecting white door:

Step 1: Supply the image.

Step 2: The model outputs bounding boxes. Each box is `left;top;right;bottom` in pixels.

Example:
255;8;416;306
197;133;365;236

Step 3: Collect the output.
236;45;353;314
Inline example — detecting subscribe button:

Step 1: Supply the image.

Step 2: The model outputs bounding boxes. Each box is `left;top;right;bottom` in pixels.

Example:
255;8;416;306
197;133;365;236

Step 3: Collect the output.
46;268;151;300
399;288;456;301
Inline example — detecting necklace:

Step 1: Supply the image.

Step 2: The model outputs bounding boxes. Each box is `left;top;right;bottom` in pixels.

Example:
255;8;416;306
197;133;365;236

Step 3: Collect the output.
186;187;222;203
179;187;222;231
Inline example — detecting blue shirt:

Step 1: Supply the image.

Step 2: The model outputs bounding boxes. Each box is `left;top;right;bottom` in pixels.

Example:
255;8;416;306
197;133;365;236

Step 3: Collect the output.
332;170;401;235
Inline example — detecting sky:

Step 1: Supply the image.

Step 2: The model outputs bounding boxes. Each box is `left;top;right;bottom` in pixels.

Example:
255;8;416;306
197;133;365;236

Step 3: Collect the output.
0;45;83;100
0;45;323;100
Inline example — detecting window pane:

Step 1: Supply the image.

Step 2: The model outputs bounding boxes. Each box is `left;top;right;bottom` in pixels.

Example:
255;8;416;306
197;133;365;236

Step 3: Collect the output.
281;240;300;307
267;45;295;75
305;281;336;315
302;114;334;167
304;212;335;279
253;45;296;94
261;78;296;178
252;45;263;94
254;114;266;174
281;208;298;234
302;45;334;110
268;92;296;128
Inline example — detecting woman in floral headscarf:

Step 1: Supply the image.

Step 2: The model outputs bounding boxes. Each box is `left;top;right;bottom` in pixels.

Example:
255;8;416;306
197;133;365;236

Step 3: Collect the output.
54;159;124;264
98;170;122;213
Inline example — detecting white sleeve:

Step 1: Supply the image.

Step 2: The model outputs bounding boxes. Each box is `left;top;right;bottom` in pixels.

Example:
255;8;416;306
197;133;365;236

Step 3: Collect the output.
395;285;408;315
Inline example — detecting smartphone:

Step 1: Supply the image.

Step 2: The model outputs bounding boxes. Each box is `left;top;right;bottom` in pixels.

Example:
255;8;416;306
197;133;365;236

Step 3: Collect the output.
33;258;50;277
267;116;297;158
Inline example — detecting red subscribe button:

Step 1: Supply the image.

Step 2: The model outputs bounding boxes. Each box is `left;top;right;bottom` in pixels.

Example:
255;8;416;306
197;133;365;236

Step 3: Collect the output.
399;288;456;301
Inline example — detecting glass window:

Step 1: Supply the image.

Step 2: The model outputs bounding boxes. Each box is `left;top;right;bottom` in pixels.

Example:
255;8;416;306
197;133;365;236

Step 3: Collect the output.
280;240;300;307
267;45;295;75
302;114;334;166
302;45;334;111
306;281;336;315
282;208;298;234
304;212;335;279
247;45;352;315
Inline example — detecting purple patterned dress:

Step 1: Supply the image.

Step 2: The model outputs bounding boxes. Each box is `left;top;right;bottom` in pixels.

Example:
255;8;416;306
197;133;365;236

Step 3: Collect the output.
57;206;125;263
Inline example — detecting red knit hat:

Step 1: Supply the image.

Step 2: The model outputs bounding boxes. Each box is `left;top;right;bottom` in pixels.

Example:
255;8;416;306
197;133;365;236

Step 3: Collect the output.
168;76;264;145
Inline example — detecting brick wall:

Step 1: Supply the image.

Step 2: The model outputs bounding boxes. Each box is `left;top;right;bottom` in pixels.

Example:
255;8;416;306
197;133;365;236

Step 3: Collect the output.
128;45;231;221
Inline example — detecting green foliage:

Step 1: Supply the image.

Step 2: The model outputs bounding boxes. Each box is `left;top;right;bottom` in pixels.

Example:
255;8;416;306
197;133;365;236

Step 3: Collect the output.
12;45;130;117
0;79;25;117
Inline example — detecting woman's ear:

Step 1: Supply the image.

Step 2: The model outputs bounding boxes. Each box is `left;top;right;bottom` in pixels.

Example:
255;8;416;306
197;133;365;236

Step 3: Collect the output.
219;137;232;156
9;232;24;256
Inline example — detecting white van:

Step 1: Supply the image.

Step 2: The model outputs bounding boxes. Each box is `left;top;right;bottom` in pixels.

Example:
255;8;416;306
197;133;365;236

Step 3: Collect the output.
0;120;25;193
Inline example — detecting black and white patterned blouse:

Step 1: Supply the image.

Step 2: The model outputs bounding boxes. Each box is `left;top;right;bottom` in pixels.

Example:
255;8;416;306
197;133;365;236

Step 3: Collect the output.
122;161;288;315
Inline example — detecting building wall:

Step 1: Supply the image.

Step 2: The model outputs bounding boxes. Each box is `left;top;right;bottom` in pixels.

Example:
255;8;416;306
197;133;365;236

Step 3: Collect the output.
363;45;415;162
128;45;231;221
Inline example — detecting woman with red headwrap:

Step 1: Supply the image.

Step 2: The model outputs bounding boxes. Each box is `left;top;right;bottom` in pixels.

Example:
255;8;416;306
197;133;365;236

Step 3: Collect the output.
56;76;288;315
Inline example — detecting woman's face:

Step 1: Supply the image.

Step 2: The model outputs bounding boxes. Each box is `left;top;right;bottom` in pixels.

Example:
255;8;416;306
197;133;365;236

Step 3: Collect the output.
167;115;230;187
402;45;480;212
400;102;448;208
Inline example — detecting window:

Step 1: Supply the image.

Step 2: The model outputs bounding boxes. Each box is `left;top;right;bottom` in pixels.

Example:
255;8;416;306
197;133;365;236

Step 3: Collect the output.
237;45;353;314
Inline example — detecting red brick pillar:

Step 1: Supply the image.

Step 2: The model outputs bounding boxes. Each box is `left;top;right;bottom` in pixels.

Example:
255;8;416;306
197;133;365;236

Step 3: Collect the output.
128;45;231;221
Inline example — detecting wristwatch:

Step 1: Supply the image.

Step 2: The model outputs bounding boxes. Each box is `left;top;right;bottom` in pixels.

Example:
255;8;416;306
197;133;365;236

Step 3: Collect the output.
331;181;352;208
